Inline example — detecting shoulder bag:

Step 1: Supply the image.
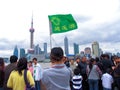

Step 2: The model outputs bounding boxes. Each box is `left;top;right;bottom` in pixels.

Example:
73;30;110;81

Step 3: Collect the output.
24;69;36;90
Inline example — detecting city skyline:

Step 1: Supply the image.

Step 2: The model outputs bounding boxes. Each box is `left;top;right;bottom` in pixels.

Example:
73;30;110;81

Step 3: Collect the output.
0;0;120;57
9;37;119;59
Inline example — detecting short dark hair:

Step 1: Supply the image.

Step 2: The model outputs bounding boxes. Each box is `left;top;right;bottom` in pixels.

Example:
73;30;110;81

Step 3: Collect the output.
10;55;18;63
50;47;64;61
74;68;80;75
106;68;112;74
32;57;37;61
29;61;32;64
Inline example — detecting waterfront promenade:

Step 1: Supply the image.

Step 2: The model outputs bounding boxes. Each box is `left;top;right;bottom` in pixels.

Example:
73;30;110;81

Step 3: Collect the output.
39;62;51;69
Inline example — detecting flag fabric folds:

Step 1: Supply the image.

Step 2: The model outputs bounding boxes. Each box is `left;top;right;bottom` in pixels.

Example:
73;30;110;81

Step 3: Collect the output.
48;14;78;34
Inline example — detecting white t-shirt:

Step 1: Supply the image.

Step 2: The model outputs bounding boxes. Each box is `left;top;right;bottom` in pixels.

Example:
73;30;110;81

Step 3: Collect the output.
101;73;113;89
33;63;43;81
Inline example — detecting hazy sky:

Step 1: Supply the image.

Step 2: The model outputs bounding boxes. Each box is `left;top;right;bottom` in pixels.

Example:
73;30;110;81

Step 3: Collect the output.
0;0;120;57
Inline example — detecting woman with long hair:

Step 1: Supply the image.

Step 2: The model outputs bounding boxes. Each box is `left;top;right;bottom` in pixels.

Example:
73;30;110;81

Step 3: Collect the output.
87;58;102;90
7;57;35;90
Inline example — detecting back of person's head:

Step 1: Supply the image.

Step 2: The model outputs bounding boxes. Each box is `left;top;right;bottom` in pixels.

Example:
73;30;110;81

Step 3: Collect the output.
0;57;4;70
74;68;80;75
104;54;110;60
89;58;96;63
106;68;112;74
100;54;105;60
0;57;4;65
101;54;109;60
89;58;96;69
50;47;64;62
10;55;18;63
95;57;99;62
17;57;27;75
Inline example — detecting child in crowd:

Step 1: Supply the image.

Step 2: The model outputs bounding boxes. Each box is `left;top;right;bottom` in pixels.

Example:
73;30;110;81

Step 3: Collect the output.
72;68;82;90
101;68;113;90
28;61;33;75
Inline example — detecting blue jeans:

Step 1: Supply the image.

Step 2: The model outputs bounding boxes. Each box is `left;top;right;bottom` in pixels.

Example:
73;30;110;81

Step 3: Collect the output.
88;79;99;90
0;88;3;90
35;81;41;90
72;88;82;90
115;77;120;90
103;87;111;90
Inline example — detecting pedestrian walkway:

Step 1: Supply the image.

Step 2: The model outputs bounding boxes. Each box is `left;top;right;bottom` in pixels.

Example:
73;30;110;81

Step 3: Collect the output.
39;62;51;69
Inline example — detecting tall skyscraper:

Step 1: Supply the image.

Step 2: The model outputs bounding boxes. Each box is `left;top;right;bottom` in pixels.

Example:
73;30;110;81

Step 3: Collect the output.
64;37;69;55
74;43;79;55
34;44;41;55
13;45;18;58
29;15;34;49
20;48;25;58
84;47;91;58
44;43;47;57
92;41;100;57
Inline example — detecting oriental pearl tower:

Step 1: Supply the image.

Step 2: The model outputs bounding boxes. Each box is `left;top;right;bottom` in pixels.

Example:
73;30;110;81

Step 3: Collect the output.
29;15;34;49
28;15;35;54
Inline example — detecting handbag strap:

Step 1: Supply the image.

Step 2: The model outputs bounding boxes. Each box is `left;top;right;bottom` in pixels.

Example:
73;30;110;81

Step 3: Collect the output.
24;69;30;87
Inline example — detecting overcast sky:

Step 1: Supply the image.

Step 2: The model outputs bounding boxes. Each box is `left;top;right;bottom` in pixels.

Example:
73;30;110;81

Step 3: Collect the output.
0;0;120;57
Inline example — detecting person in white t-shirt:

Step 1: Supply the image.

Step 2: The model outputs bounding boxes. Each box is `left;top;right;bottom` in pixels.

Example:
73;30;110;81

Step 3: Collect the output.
32;58;43;90
101;68;113;90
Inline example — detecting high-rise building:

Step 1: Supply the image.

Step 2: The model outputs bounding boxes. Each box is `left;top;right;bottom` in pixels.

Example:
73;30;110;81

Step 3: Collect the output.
84;47;91;58
34;44;41;55
20;48;25;58
92;41;100;57
13;45;18;58
64;37;69;55
44;43;47;57
73;43;79;55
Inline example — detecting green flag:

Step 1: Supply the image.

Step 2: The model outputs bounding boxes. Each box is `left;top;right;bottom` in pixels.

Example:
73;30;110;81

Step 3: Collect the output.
48;14;78;34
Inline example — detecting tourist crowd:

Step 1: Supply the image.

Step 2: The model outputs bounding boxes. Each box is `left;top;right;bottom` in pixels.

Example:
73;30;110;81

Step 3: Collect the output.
0;47;120;90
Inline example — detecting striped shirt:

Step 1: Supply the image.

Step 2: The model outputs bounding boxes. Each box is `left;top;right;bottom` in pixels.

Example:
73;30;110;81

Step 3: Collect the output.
72;75;82;90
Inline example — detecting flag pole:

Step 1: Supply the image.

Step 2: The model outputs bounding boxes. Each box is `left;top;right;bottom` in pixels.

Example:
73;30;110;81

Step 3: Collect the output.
49;20;52;50
50;34;52;50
